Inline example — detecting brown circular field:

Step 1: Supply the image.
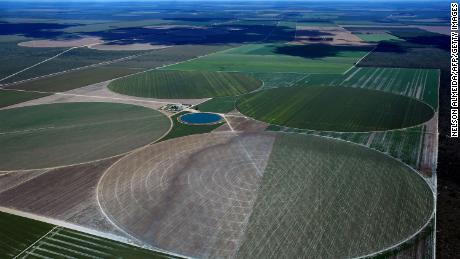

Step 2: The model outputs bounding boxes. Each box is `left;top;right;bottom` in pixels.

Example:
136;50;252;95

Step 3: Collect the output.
97;132;434;258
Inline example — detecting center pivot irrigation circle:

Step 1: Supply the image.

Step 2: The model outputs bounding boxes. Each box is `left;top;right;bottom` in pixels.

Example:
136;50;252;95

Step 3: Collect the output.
97;132;434;258
0;102;171;171
236;86;435;132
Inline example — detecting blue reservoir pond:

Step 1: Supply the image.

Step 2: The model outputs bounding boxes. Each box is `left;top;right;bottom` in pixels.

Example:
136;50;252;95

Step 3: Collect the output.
179;112;223;125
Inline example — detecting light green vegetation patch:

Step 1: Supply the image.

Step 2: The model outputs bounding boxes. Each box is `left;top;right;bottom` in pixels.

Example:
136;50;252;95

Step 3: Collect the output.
167;44;371;74
237;133;433;258
297;67;439;109
160;112;224;141
196;96;238;113
0;212;173;258
237;86;434;132
109;70;261;99
0;102;170;170
0;89;50;108
355;33;402;42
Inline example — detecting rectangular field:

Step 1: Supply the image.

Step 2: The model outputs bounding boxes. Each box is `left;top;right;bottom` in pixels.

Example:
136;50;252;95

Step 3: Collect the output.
0;211;172;258
167;44;372;74
0;211;52;257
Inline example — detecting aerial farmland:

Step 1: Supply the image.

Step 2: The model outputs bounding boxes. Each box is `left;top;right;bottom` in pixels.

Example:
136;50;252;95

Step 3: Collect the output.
0;1;452;258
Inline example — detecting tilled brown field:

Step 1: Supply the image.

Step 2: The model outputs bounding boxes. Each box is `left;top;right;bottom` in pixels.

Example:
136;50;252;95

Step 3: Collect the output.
0;157;123;234
98;132;276;258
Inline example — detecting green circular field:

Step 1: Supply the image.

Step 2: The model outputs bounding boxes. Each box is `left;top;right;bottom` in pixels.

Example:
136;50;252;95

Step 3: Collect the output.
236;86;434;132
108;70;262;99
0;102;170;170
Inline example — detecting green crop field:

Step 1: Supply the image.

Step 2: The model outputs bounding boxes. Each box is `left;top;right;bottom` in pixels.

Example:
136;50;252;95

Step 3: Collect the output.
0;211;173;258
108;70;262;99
160;112;224;141
0;211;52;257
167;44;372;74
300;67;440;107
296;67;439;109
251;72;308;89
267;125;426;168
237;86;434;132
236;133;433;258
0;102;170;170
0;90;50;108
355;33;402;42
196;96;238;113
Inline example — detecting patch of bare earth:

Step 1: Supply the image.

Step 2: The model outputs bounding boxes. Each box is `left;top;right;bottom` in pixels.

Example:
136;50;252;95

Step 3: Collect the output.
0;157;123;235
18;36;104;48
292;26;371;46
88;43;170;51
97;132;276;258
0;169;50;194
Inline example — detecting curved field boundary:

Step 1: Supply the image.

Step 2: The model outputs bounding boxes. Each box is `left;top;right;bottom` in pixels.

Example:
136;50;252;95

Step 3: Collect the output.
307;133;436;259
0;102;171;171
236;86;435;133
177;112;224;125
96;131;434;258
108;70;262;99
293;67;440;110
236;132;434;259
